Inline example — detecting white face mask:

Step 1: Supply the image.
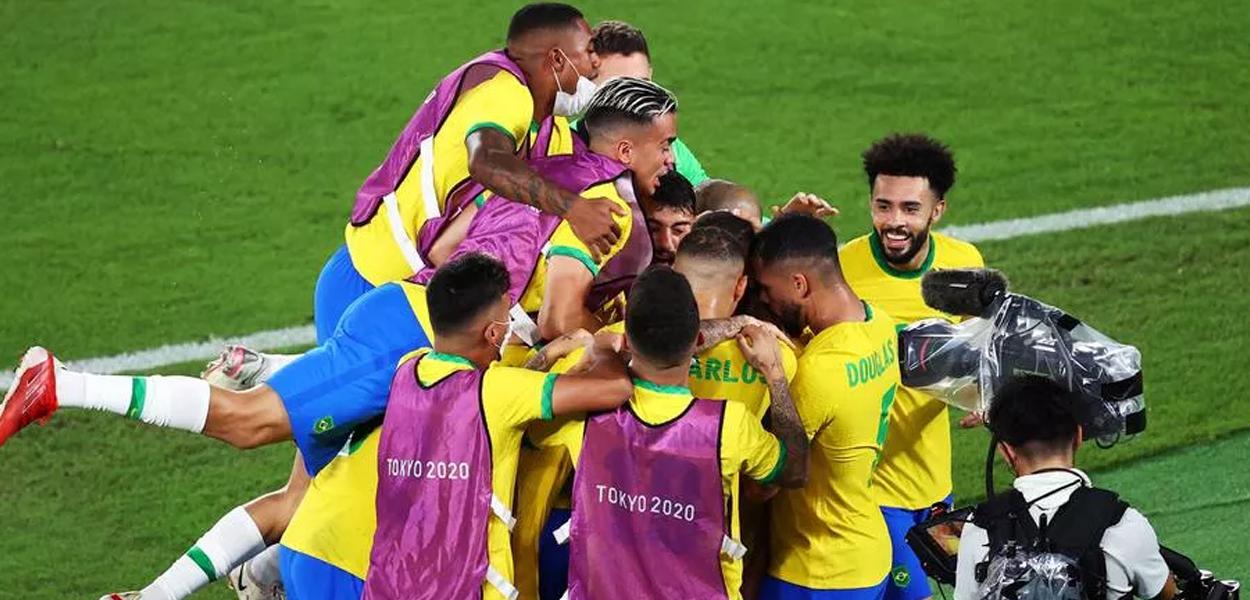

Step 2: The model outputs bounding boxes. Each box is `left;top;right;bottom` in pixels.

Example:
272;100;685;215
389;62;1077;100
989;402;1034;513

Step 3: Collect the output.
552;49;597;117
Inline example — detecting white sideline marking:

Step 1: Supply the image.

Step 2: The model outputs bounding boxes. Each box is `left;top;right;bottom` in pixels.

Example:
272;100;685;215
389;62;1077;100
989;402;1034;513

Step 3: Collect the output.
3;186;1249;390
942;186;1250;242
0;325;316;390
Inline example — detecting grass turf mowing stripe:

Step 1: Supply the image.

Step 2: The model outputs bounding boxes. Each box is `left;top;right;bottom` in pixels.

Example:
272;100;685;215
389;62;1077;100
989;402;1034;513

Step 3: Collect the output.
1;185;1246;392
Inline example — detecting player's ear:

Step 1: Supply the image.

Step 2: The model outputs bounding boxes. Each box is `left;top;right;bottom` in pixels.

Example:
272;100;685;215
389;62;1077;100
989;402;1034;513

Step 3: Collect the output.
930;198;947;224
732;274;748;306
1072;425;1083;454
617;138;634;166
791;272;811;299
548;46;566;72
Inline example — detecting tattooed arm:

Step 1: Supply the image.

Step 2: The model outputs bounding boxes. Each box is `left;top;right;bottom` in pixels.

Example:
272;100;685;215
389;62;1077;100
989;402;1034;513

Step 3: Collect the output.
466;128;623;257
523;328;594;372
695;315;793;355
738;325;809;488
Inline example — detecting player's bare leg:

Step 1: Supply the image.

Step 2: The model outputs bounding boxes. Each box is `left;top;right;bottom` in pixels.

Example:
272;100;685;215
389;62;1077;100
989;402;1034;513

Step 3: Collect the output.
1;346;292;450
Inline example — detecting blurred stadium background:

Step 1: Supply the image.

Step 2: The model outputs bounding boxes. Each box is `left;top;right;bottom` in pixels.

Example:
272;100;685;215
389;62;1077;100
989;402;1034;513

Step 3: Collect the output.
1;0;1247;596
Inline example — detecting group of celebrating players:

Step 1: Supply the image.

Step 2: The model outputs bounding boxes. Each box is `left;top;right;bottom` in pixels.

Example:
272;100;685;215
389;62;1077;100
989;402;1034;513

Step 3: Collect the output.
1;4;997;600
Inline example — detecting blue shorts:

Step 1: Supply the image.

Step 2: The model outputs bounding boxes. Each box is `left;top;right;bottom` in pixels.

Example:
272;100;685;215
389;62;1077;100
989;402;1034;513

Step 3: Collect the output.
880;495;953;600
760;575;888;600
269;282;430;475
279;545;364;600
538;508;572;600
313;244;375;344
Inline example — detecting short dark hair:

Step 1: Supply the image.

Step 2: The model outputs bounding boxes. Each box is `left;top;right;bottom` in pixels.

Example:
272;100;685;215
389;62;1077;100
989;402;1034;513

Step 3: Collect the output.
426;253;510;337
625;266;699;368
507;3;584;41
582;76;678;141
592;20;650;57
862;133;957;199
750;213;840;273
988;376;1082;452
683;211;754;262
648;170;696;215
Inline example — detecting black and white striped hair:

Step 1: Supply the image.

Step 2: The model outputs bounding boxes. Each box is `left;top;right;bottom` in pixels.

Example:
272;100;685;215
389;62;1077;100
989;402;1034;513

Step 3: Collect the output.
581;77;678;138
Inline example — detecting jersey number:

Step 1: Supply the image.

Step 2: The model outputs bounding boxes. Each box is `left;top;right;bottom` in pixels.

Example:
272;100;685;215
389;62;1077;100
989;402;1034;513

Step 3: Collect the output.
868;384;897;484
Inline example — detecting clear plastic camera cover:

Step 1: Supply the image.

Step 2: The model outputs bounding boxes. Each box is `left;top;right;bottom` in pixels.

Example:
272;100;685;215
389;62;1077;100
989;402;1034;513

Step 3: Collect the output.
899;294;1144;444
977;550;1084;600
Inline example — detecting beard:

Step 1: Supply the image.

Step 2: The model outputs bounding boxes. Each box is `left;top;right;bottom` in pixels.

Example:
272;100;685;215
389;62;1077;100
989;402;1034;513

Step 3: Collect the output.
773;300;806;338
879;226;931;265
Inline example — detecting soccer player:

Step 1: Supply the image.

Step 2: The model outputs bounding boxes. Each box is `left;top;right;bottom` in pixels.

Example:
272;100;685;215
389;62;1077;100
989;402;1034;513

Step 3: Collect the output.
361;253;634;600
590;19;709;185
678;212;796;420
0;78;679;600
751;214;901;600
327;3;621;329
838;133;984;600
644;169;698;265
538;266;807;600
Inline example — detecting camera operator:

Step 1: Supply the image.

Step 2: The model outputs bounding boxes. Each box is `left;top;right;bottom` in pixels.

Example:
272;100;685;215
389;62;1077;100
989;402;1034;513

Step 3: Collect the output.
954;376;1177;600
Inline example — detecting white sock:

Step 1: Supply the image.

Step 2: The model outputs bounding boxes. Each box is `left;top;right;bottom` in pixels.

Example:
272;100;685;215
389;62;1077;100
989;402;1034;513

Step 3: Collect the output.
141;506;266;600
248;543;284;588
54;371;210;433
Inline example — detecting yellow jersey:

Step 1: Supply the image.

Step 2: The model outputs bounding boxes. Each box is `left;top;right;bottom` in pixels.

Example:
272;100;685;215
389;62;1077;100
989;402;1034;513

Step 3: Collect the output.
839;231;985;509
345;74;578;286
690;339;798;420
768;302;900;589
535;379;784;599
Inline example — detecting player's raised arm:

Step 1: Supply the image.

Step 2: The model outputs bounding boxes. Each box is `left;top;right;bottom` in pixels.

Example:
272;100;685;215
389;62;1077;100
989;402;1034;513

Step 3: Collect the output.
467;127;624;258
737;324;809;488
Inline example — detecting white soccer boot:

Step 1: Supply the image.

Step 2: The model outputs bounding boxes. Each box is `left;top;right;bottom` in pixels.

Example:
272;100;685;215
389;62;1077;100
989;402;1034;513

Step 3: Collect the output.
227;560;286;599
201;345;271;390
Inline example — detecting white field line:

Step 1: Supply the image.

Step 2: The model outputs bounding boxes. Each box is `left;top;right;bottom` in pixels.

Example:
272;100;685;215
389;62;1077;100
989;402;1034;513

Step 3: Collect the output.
0;325;317;390
942;186;1250;242
2;186;1248;390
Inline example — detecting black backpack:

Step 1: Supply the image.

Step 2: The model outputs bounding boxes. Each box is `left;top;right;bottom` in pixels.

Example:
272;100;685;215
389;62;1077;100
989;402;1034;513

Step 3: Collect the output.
972;483;1129;600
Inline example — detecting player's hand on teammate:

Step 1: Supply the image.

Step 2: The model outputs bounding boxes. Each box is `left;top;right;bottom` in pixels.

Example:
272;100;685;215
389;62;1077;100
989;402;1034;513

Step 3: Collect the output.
568;330;628;374
959;411;986;428
772;192;839;219
566;197;627;259
547;329;594;360
736;324;786;383
735;315;795;350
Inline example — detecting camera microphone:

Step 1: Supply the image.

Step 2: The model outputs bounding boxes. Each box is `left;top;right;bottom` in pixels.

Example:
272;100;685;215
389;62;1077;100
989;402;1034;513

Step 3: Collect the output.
921;268;1010;318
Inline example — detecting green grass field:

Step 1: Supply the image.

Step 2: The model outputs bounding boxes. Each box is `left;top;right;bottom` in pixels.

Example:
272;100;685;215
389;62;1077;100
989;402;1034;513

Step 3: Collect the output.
1;0;1248;596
